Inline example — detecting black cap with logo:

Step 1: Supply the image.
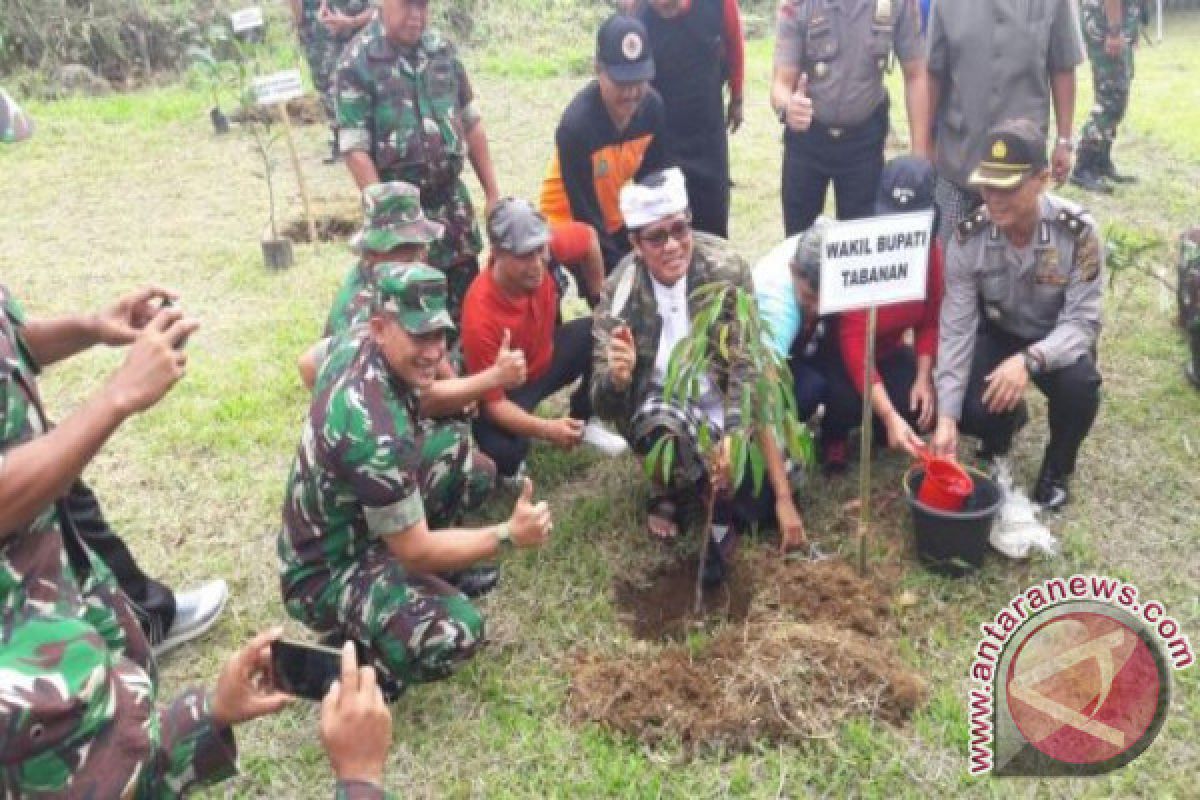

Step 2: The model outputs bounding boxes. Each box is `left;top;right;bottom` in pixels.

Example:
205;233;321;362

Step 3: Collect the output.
596;14;655;83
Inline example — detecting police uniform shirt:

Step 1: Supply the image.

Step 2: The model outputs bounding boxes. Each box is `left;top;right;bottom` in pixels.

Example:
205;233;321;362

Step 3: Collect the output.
774;0;924;128
926;0;1085;187
934;193;1103;419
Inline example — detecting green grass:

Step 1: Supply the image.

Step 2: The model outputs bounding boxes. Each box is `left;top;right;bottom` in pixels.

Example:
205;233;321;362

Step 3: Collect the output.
2;9;1199;799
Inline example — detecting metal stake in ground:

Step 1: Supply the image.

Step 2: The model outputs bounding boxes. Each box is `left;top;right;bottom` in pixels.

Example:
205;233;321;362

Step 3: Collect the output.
857;305;877;577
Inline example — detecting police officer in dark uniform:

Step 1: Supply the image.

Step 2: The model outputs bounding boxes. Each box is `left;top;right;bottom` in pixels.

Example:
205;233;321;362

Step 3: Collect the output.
771;0;931;236
933;120;1104;510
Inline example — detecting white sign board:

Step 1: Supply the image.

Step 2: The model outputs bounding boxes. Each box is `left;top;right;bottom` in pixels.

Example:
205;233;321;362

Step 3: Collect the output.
818;210;935;315
254;69;305;107
231;7;265;33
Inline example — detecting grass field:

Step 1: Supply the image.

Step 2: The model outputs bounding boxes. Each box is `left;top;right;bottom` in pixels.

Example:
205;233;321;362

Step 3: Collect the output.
2;8;1198;798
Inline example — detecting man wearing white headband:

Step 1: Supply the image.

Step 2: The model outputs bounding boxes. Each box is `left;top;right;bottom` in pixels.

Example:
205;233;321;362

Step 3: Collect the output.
590;168;806;585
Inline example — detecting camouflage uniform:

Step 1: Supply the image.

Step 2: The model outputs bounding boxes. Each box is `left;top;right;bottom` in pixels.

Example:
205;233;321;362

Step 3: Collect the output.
0;286;240;797
280;267;494;689
591;233;780;552
326;182;442;338
299;0;375;120
334;20;483;323
1077;0;1140;171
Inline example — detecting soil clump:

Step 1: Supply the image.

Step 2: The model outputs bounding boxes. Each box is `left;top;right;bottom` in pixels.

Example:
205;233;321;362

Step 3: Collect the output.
232;95;325;127
283;210;361;243
574;551;922;752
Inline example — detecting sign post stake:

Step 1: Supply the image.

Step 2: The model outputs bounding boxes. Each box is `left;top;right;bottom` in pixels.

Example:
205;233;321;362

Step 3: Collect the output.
275;101;317;245
856;304;877;577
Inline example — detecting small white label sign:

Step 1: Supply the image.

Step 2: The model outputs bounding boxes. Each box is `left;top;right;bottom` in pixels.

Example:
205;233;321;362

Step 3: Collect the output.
253;69;305;106
817;210;935;315
231;7;265;33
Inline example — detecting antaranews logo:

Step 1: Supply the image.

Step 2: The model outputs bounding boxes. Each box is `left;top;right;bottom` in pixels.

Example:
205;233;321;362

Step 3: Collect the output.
967;575;1193;776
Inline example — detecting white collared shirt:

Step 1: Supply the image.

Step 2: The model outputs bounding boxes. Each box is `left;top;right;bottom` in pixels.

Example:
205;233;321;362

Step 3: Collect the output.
649;274;725;430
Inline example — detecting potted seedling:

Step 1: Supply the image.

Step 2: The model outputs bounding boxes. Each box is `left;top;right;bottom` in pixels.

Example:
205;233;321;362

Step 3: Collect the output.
246;112;292;269
647;281;814;616
188;25;236;134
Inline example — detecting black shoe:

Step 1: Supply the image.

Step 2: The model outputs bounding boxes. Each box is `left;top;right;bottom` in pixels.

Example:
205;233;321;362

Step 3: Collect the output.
1100;155;1137;184
445;565;500;598
1070;167;1114;195
701;545;726;589
1032;462;1070;511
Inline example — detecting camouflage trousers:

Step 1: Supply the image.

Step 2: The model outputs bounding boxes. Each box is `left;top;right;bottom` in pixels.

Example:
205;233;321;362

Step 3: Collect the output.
302;30;356;120
287;418;495;687
1078;1;1138;157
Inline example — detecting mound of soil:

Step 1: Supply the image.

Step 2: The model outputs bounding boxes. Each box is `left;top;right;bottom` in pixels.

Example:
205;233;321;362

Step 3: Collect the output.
282;211;361;243
576;553;922;752
754;555;893;637
570;618;925;750
232;95;325;127
614;556;755;641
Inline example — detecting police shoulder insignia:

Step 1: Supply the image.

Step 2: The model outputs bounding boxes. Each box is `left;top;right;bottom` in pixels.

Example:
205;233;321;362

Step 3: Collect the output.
1053;207;1091;240
1074;230;1102;282
956;207;988;244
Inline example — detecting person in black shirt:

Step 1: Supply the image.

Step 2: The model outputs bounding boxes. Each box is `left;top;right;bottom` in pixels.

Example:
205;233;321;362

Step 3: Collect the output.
539;14;671;272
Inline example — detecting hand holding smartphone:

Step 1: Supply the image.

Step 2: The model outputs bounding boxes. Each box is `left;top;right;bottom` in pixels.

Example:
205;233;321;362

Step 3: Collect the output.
270;639;345;701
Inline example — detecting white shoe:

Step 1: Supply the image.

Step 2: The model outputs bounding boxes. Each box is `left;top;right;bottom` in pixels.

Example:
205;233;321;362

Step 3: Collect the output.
582;418;628;456
152;579;229;659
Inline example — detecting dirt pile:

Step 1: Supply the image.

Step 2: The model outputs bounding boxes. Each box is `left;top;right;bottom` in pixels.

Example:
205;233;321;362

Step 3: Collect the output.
232;95;326;127
613;556;755;641
282;211;361;244
572;552;924;751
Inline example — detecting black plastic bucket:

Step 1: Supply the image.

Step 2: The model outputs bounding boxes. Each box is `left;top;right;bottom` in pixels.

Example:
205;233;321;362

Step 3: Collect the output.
904;467;1002;576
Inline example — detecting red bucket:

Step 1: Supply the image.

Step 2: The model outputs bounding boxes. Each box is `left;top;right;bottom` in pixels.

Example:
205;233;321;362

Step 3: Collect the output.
915;456;974;511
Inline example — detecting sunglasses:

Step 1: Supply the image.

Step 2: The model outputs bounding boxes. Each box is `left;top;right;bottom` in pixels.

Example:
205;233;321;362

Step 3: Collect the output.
637;215;692;249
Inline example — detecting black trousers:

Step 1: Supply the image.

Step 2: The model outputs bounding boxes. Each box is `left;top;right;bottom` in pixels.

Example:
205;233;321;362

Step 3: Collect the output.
472;317;593;476
65;480;176;640
959;326;1102;475
781;101;888;236
682;165;730;240
818;343;921;444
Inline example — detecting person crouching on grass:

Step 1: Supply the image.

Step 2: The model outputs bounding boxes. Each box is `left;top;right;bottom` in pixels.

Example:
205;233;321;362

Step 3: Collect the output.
591;168;809;587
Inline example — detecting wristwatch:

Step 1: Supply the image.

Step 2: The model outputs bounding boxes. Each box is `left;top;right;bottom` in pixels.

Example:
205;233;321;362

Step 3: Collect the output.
1022;349;1043;376
1056;135;1075;151
496;522;513;548
777;105;788;125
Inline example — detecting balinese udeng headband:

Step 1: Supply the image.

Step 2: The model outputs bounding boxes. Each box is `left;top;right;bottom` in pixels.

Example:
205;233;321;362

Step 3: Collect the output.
619;167;689;230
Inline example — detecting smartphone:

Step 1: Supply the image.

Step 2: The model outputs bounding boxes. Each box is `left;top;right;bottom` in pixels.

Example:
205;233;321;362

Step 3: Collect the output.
270;639;343;701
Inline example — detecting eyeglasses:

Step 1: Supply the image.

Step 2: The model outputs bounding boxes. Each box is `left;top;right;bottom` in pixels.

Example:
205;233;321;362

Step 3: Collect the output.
637;216;692;249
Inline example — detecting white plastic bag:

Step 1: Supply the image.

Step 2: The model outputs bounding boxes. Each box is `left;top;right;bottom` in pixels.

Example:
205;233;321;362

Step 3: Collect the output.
987;457;1058;559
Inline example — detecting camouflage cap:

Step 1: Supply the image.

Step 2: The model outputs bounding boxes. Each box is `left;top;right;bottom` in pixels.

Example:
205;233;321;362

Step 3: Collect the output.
351;181;444;255
372;262;456;334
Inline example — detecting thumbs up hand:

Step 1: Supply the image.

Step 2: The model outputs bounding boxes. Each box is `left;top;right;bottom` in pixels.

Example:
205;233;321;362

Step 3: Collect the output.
508;478;552;549
491;328;527;390
786;73;814;132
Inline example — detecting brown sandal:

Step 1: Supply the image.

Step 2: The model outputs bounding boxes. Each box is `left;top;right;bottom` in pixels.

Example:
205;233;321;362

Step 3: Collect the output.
646;497;679;540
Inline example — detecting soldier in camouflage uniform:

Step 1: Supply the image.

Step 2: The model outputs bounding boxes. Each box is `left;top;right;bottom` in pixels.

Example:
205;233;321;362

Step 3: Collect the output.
290;0;376;160
591;169;790;586
1071;0;1142;193
326;180;442;338
334;0;501;331
279;264;552;691
0;288;375;796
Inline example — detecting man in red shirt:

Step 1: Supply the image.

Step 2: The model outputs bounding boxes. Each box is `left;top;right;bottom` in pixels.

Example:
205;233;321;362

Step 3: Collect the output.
818;156;943;470
463;199;627;479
